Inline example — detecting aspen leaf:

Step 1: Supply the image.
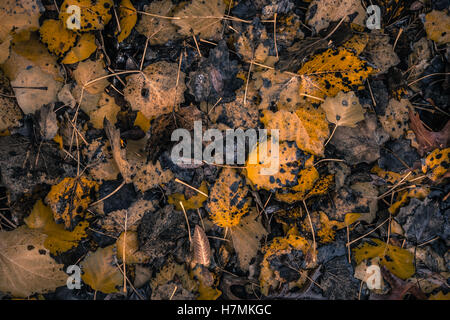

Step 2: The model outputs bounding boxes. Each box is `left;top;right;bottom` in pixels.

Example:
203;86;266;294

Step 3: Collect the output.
116;231;150;264
353;239;415;279
423;10;450;44
246;139;315;191
124;61;186;119
207;168;251;228
173;0;226;40
136;0;179;45
116;0;137;43
73;59;109;94
231;209;268;271
80;245;123;293
260;234;310;296
134;111;151;132
378;99;410;139
421;148;450;182
261;106;329;156
275;167;320;203
89;92;120;129
39;19;77;57
46;177;99;230
298;48;376;101
25;200;88;255
61;33;97;64
0;0;42;42
0;226;67;297
321;91;365;128
59;0;113;31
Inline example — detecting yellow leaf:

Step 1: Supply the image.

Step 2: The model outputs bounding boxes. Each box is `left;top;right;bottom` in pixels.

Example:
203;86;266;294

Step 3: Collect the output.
298;47;376;102
321;91;365;128
304;174;334;199
46;177;99;230
168;181;208;211
60;0;113;31
39;19;77;57
89;92;121;129
246;139;315;191
388;186;430;215
353;239;415;279
260;234;310;296
116;0;137;43
207;168;251;228
344;213;362;226
424;10;450;44
25;200;88;255
81;245;123;293
422;148;450;181
61;33;97;64
275;167;320;203
134;111;151;132
429;291;450;300
116;231;150;264
261;105;329;156
303;211;345;244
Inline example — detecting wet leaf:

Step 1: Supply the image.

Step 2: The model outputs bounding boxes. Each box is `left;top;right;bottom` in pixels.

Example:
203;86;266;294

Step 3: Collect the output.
298;48;376;102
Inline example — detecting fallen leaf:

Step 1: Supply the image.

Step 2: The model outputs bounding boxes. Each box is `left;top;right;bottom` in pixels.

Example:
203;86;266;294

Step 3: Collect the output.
423;10;450;44
59;0;113;31
80;245;123;293
321;91;365;128
193;225;211;267
379;99;411;139
39;19;77;57
124;61;186;119
173;0;226;40
231;209;268;271
168;181;208;211
89;93;120;129
61;33;97;64
104;118;132;183
353;239;415;279
46;177;99;230
73;59;109;94
24;200;88;255
0;0;42;42
207;168;251;228
421;148;450;182
116;0;137;43
0;226;67;297
116;231;150;264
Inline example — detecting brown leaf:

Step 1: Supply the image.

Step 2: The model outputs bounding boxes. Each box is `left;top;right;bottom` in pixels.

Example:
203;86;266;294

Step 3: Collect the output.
409;109;450;156
193;225;211;267
104;118;132;183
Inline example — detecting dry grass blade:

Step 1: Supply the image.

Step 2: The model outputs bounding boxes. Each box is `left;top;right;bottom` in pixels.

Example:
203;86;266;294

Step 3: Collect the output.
193;225;211;267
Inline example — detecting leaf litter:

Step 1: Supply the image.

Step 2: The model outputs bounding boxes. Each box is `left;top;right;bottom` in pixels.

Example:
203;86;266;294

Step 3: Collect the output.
0;0;448;300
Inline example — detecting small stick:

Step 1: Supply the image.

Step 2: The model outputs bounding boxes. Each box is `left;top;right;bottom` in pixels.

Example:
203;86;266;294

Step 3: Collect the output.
175;178;208;197
180;202;191;243
346;218;390;247
192;35;202;57
90;180;126;207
